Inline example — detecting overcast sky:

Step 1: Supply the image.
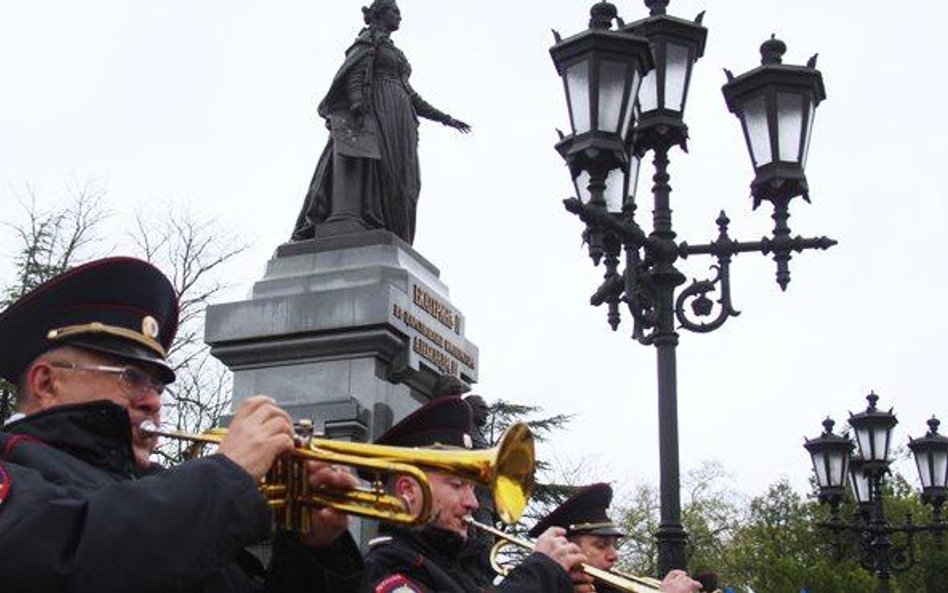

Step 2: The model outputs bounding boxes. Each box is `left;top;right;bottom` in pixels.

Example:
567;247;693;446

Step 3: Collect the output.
2;0;947;504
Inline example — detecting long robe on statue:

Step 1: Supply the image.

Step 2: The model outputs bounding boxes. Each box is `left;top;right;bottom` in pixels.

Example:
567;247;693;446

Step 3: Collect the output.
292;28;450;245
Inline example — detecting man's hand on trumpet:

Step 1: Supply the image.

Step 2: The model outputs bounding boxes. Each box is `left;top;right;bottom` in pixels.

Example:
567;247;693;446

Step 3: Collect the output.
299;461;359;548
216;396;358;549
218;396;296;480
533;526;595;593
659;569;703;593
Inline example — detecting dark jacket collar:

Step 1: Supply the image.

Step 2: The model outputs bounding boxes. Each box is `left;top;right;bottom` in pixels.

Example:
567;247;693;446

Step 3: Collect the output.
387;525;468;563
5;400;141;477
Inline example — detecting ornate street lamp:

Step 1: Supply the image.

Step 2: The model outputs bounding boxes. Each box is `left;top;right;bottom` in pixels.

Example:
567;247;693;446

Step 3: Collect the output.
722;36;827;289
804;418;853;506
722;37;824;205
849;391;898;465
552;1;653;267
804;393;948;593
622;0;707;152
909;417;948;510
552;1;835;575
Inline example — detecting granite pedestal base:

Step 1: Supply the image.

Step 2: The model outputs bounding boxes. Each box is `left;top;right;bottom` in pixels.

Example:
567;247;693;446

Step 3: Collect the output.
206;229;477;430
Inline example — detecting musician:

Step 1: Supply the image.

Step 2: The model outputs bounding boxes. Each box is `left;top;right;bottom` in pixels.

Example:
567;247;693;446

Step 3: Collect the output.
363;397;591;593
0;257;363;593
530;483;703;593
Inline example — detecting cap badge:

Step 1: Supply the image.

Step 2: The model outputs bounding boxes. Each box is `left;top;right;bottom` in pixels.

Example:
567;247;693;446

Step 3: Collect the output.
142;316;159;339
463;433;473;449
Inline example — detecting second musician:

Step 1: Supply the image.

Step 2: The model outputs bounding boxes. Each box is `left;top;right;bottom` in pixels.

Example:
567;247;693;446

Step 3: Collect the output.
363;397;589;593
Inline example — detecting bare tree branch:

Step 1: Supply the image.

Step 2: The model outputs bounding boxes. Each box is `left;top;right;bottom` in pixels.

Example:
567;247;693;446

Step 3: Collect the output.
1;182;108;423
128;202;248;463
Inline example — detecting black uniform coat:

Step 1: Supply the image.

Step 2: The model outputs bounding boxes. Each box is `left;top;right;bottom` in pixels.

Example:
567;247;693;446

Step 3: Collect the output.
363;526;574;593
0;401;362;593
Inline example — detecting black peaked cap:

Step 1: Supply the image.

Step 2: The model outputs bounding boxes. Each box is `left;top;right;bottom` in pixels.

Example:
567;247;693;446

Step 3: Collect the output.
528;482;624;538
0;257;179;384
375;396;474;449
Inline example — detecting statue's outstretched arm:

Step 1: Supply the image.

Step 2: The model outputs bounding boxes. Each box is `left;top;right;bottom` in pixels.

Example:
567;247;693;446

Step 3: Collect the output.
406;83;471;133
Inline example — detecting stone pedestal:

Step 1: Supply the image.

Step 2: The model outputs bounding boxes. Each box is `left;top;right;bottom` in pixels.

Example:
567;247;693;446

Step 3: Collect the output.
204;229;479;439
205;230;479;544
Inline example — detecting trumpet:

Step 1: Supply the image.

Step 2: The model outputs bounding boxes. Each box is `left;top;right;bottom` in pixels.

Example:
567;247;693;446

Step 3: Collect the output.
147;421;536;531
466;517;662;593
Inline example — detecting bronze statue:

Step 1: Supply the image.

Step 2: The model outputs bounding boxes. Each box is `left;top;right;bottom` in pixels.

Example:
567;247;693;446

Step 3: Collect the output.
291;0;470;245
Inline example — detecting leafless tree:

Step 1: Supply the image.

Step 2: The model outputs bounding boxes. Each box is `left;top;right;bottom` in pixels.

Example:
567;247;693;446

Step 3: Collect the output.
1;188;247;468
129;204;247;463
1;182;107;423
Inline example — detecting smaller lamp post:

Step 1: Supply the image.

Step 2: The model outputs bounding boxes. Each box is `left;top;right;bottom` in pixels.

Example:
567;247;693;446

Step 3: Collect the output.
804;417;853;507
804;392;948;593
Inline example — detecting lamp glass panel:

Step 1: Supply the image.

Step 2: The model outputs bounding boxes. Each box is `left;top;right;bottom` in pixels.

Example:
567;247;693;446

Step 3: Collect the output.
622;71;642;138
854;426;875;461
742;95;772;166
811;451;830;488
777;92;804;162
626;154;641;202
802;99;815;167
829;449;847;487
603;167;625;213
934;449;948;487
874;428;892;462
638;67;658;113
664;42;690;112
575;170;592;204
915;451;933;488
598;60;628;133
567;61;592;134
850;465;871;504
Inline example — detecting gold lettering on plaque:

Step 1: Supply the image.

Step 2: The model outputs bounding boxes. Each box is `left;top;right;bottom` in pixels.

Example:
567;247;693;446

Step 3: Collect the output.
413;285;457;331
413;337;459;375
393;303;475;371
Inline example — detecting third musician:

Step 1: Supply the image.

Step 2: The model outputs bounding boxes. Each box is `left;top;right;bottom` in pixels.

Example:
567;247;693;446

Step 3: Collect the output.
530;483;703;593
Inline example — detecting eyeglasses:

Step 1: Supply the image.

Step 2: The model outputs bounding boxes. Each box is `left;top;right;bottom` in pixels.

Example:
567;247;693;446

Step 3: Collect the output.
48;362;166;399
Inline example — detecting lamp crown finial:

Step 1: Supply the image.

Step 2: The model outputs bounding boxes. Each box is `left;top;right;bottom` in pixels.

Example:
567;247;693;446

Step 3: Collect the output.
644;0;669;16
865;391;879;411
821;417;836;435
928;416;941;436
760;35;786;65
589;2;619;29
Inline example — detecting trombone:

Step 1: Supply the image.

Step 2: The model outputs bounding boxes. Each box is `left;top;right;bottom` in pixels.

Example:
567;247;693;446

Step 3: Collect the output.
466;517;663;593
147;421;536;531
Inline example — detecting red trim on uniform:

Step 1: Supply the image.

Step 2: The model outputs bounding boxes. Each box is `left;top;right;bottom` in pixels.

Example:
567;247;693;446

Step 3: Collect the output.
2;434;41;458
0;460;10;505
375;573;423;593
413;553;425;568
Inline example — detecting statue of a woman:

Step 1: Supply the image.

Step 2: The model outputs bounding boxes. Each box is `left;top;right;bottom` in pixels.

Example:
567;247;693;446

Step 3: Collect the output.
291;0;470;245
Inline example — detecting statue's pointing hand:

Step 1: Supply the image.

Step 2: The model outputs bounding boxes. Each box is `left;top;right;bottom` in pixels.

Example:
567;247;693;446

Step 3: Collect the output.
443;116;471;133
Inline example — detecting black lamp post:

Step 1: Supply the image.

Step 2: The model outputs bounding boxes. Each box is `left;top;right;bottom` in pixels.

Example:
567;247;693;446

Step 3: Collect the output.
804;393;948;593
551;1;835;576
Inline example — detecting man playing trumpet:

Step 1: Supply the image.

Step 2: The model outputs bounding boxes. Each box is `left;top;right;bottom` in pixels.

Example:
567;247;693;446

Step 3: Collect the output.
529;483;703;593
363;396;589;593
0;257;363;593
